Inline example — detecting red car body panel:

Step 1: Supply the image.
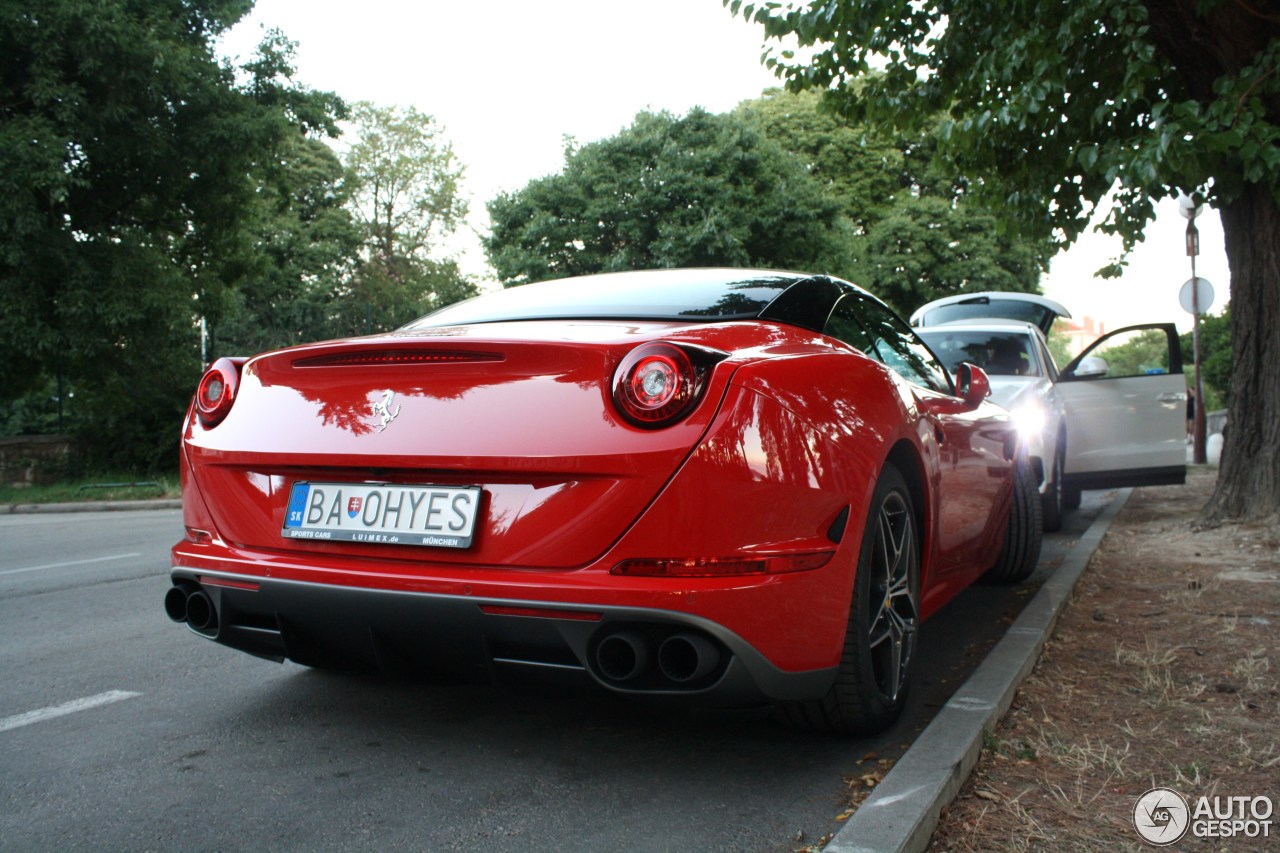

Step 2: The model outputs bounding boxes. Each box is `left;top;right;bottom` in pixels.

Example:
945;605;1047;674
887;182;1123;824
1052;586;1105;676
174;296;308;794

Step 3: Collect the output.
184;323;733;569
169;271;1017;703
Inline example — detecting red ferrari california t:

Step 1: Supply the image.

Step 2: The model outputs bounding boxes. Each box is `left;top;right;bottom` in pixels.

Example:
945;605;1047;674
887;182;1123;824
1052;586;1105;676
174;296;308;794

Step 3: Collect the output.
166;269;1040;734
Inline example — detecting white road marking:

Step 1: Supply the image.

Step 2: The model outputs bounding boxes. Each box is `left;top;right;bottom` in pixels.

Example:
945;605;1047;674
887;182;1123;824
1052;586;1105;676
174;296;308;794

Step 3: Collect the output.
0;690;142;733
0;552;141;577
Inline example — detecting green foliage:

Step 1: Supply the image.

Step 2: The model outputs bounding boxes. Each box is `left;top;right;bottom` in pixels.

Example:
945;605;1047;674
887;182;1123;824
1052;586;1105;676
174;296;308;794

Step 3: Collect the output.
730;0;1280;521
0;377;74;437
734;89;1046;315
484;108;854;285
0;474;178;505
346;102;468;260
343;102;475;330
730;0;1280;256
329;257;475;336
212;135;363;354
1090;328;1171;378
215;104;478;350
0;0;344;470
734;89;901;235
1180;307;1232;409
851;196;1045;315
0;7;478;474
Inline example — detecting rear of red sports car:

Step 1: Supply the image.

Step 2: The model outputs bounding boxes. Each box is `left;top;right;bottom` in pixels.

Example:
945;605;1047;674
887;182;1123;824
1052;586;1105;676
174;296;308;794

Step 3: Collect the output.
167;269;1016;730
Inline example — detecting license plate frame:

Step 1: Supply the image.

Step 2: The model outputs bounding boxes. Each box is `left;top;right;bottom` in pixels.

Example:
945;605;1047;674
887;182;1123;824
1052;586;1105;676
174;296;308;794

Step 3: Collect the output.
282;481;481;549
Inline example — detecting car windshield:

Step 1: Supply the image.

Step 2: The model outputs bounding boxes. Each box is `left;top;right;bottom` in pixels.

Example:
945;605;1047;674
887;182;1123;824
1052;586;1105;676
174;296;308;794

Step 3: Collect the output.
918;330;1042;378
404;269;803;327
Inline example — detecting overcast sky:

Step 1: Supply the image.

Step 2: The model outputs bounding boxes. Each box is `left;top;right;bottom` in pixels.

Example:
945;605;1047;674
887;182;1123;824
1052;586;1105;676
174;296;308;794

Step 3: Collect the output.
219;0;1230;333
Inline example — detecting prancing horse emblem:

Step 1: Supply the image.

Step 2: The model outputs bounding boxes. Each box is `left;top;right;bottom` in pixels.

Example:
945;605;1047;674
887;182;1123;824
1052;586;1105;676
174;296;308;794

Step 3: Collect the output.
370;389;401;432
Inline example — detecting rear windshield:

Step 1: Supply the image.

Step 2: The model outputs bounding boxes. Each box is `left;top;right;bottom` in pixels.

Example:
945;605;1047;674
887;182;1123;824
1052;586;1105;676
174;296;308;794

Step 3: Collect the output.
918;329;1042;378
405;270;802;328
917;299;1052;328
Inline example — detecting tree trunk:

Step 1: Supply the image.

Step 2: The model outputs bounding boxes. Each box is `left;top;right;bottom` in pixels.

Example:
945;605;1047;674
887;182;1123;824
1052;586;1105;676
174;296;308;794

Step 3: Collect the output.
1140;1;1280;523
1201;182;1280;523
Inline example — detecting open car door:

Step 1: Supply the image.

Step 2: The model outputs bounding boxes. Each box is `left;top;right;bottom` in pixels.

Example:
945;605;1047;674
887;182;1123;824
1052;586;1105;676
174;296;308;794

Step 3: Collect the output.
1057;323;1187;491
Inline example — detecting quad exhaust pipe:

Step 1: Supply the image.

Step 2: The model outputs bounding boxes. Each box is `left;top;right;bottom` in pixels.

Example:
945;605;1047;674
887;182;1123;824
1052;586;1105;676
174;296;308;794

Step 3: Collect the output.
164;583;219;632
594;631;650;682
592;629;722;687
658;634;720;683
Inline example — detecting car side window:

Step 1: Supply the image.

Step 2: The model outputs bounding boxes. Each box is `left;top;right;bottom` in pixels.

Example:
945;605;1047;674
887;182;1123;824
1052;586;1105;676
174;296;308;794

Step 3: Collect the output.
825;295;953;394
824;296;882;358
1074;327;1176;379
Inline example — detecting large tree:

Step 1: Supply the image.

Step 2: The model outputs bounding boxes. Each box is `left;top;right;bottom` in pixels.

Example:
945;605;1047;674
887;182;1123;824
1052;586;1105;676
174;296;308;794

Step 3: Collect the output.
212;135;363;354
341;102;475;333
0;0;344;469
732;0;1280;522
736;89;1047;313
734;89;902;234
484;107;855;285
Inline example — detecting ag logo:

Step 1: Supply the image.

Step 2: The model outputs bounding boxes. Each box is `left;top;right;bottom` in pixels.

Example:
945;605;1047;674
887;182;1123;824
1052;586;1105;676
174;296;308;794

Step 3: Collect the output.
1134;787;1190;845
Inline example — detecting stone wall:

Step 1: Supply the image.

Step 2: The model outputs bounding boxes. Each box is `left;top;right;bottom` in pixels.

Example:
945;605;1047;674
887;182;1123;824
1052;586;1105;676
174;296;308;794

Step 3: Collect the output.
0;435;74;488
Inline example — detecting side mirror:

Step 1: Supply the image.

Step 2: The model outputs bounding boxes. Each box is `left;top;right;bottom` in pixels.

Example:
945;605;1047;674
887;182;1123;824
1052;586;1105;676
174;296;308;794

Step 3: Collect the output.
1072;356;1109;379
955;362;991;405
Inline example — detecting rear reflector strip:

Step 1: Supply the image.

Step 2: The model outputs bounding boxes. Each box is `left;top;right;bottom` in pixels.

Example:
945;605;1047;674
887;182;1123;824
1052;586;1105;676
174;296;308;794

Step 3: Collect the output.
479;605;603;622
185;527;213;545
294;350;504;368
611;552;835;577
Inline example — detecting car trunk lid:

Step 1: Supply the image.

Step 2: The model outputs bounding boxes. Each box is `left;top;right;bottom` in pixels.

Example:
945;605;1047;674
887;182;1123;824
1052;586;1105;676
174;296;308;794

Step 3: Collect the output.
184;324;735;568
910;292;1070;336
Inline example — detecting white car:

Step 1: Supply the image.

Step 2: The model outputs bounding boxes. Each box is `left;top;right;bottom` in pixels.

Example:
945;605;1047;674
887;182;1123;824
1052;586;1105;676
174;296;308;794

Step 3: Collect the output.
912;292;1187;531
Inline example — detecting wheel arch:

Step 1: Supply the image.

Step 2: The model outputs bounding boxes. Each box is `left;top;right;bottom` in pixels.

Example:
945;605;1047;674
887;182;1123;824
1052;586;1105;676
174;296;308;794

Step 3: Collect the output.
883;438;932;581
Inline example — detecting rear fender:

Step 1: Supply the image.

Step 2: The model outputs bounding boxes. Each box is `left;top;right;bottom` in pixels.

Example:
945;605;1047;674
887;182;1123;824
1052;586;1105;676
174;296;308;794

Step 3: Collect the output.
608;352;917;671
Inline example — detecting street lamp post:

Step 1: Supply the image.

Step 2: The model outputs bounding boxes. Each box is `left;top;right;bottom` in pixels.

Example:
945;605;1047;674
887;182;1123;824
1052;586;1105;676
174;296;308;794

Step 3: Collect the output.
1178;194;1209;465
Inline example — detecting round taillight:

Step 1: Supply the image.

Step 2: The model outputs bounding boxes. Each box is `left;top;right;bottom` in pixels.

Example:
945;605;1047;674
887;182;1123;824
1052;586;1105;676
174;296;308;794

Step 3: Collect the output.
630;354;681;409
613;342;699;428
195;357;241;428
200;376;225;408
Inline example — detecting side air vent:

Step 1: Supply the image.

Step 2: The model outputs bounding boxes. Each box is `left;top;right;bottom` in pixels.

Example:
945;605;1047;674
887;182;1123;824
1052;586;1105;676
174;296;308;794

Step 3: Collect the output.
294;350;504;368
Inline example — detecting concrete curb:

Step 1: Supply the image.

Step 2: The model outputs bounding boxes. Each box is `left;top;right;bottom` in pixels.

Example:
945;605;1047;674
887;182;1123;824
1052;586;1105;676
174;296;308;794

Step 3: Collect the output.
825;488;1134;853
0;499;182;514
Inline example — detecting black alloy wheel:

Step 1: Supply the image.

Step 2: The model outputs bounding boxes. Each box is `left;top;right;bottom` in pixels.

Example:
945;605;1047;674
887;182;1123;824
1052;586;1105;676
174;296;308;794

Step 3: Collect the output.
866;486;918;703
780;465;920;735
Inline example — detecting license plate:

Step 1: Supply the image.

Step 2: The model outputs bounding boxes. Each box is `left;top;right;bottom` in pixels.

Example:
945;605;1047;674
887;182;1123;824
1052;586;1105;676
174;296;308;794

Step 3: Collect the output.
282;482;481;548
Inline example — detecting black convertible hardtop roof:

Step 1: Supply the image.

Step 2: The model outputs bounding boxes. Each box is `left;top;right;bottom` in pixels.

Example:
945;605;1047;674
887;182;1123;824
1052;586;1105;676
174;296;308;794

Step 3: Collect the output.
405;268;866;333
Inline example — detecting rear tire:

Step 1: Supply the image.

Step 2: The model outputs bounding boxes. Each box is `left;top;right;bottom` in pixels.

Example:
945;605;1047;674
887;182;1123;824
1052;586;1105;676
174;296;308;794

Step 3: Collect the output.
779;465;920;735
984;458;1043;584
1041;446;1064;533
1063;482;1082;511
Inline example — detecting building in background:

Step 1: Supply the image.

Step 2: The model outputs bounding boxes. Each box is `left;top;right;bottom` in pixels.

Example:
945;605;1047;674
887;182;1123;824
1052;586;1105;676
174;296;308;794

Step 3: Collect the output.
1058;316;1106;358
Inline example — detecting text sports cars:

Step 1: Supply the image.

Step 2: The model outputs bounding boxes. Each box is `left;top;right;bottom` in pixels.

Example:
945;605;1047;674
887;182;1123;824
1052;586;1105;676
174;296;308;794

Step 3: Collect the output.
165;269;1041;735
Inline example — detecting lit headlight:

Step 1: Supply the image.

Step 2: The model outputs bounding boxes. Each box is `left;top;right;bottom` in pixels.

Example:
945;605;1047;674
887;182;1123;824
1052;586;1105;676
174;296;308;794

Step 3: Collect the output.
1012;403;1046;437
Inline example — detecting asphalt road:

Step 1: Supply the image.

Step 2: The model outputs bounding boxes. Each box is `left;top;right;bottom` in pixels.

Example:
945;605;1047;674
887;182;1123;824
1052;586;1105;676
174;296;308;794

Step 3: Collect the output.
0;495;1113;852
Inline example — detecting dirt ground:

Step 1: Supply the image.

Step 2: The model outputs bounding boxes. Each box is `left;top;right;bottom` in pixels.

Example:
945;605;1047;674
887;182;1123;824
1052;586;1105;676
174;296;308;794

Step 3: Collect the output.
925;467;1280;852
